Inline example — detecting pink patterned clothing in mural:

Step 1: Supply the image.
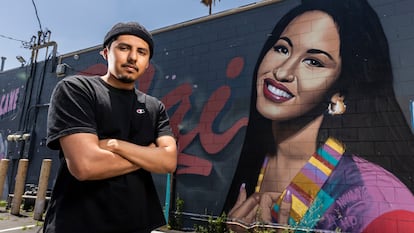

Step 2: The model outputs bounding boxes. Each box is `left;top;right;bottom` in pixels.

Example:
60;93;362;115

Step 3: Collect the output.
270;138;414;233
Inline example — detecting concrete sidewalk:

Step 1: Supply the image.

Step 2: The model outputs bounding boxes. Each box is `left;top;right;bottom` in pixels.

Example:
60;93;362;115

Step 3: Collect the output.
0;208;43;233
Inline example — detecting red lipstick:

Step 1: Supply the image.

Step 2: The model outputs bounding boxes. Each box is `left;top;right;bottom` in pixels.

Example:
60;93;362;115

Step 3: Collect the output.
262;78;293;103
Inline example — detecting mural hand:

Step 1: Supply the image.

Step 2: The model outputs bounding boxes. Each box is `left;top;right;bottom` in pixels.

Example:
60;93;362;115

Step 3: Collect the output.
257;191;282;223
278;190;292;226
227;183;260;232
229;183;247;215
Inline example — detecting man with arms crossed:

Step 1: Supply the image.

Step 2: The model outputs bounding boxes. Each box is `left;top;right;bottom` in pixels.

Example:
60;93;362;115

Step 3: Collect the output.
43;22;177;233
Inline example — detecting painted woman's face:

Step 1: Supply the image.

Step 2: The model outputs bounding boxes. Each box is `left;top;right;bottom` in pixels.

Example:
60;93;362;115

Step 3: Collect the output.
256;10;341;121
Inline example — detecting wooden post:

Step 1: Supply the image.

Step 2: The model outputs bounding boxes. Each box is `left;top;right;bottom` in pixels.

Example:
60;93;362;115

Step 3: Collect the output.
34;159;52;220
11;159;29;215
0;159;10;200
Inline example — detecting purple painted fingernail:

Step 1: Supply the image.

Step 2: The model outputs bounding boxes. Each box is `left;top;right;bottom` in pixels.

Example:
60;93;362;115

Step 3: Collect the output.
240;183;246;190
284;190;292;202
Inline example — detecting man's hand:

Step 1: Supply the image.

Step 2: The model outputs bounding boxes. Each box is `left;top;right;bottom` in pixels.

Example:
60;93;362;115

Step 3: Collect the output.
98;136;177;174
99;139;119;151
99;139;156;151
60;133;139;181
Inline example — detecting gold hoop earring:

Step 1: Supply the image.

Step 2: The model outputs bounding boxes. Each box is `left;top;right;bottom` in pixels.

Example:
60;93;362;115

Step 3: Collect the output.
328;99;346;115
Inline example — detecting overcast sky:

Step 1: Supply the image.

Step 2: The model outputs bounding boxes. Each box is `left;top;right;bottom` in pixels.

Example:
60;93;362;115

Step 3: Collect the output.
0;0;258;71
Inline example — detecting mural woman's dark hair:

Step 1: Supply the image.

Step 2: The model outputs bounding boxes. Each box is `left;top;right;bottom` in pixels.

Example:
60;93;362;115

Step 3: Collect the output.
224;0;414;213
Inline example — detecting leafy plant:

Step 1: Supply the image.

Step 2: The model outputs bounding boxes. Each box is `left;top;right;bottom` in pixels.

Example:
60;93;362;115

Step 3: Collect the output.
0;200;7;207
168;196;184;230
194;212;228;233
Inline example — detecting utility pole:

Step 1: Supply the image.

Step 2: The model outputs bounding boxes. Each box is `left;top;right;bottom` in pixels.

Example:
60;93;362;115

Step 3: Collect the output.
0;56;6;72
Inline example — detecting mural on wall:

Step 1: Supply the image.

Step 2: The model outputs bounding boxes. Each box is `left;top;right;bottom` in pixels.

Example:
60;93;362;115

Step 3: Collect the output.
160;56;248;176
0;84;23;160
0;87;20;120
1;0;411;231
222;0;414;232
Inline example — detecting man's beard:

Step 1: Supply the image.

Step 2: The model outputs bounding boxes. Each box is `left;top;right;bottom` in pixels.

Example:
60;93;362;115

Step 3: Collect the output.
116;75;135;84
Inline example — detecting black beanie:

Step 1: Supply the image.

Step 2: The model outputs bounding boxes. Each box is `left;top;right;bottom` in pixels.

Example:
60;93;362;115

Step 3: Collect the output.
103;22;153;58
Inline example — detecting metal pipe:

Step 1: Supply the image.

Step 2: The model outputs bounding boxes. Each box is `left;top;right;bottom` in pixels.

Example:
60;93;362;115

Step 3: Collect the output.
31;41;58;72
0;56;6;71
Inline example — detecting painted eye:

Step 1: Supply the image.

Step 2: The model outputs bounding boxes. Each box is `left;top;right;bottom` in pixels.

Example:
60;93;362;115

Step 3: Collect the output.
303;58;324;67
273;45;289;56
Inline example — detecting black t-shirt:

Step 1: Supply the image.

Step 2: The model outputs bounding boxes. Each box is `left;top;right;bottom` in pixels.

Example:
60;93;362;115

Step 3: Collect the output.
44;75;173;233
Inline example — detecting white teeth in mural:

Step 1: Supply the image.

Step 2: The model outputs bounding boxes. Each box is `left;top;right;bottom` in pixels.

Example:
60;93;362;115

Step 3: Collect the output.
267;84;292;98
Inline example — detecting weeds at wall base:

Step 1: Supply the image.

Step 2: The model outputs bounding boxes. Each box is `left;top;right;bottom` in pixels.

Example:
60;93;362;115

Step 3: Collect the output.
166;197;342;233
168;196;184;230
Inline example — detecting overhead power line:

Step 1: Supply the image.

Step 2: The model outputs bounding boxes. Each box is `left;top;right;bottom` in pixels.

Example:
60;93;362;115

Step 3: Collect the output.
0;34;28;43
31;0;52;47
0;33;35;49
32;0;43;33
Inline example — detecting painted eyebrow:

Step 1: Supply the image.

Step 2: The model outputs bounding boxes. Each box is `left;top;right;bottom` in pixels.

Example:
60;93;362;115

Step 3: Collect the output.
307;49;334;60
279;37;293;47
279;36;334;61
